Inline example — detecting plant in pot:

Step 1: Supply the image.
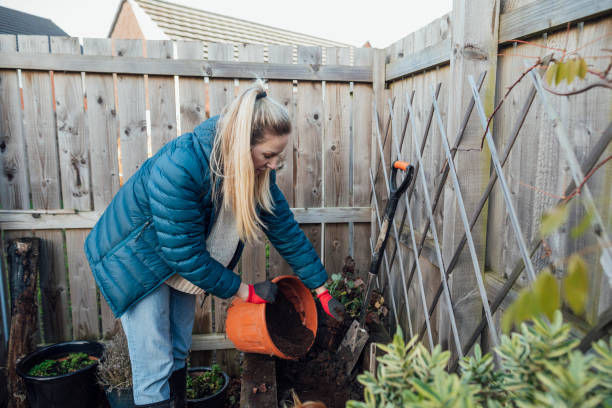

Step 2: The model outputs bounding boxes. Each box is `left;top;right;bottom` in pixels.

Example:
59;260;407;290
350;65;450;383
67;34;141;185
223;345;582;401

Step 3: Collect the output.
97;328;133;407
15;340;104;408
186;363;229;408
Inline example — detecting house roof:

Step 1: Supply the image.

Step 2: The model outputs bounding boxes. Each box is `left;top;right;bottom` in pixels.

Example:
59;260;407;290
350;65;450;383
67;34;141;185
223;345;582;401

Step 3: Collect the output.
0;5;68;36
111;0;351;48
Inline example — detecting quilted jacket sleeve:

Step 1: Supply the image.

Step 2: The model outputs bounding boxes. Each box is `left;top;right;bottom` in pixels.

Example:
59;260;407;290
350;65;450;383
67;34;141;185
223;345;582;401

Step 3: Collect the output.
147;144;241;298
260;171;328;289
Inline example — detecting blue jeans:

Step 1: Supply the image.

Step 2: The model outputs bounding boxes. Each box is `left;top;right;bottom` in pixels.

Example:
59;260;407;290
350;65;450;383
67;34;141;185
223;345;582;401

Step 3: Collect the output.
120;284;195;405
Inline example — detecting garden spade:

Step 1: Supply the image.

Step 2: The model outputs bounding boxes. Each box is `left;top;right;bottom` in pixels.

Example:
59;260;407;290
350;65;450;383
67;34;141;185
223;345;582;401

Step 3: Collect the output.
336;161;414;375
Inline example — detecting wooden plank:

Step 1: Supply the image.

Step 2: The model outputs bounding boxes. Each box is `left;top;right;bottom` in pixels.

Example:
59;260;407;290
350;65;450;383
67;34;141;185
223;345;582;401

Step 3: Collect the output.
0;35;29;210
176;41;206;134
385;38;451;82
240;354;277;408
146;40;177;154
324;48;351;276
190;332;235;351
207;43;235;117
499;0;612;43
0;207;371;230
295;46;324;258
50;37;99;342
65;229;99;339
83;38;121;338
51;37;91;211
440;0;499;357
236;43;265;94
83;38;121;211
352;48;374;279
0;52;373;82
115;39;147;181
18;35;70;344
268;45;296;279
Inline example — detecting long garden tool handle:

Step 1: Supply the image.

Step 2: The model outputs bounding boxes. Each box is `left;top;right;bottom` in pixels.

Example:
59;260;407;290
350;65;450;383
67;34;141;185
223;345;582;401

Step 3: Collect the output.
359;161;414;325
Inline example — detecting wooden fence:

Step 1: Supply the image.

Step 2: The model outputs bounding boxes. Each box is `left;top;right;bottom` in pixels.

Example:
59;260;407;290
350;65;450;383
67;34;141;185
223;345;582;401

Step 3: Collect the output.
379;0;611;357
0;0;611;380
0;37;375;374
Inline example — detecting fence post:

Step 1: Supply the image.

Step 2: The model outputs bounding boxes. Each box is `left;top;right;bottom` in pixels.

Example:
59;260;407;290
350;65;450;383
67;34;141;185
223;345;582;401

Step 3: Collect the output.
441;0;500;357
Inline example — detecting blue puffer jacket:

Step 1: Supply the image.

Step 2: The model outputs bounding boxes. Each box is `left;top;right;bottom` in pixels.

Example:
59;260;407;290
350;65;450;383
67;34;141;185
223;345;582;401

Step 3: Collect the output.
84;116;327;317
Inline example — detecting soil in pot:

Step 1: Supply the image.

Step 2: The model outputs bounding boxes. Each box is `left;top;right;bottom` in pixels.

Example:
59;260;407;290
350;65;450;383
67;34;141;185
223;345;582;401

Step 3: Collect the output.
28;352;98;377
187;364;225;400
16;341;104;408
265;291;315;358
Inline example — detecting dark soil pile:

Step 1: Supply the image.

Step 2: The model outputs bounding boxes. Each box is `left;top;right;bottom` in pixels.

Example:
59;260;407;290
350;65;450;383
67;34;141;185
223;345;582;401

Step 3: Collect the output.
276;306;363;408
266;291;314;358
224;377;241;408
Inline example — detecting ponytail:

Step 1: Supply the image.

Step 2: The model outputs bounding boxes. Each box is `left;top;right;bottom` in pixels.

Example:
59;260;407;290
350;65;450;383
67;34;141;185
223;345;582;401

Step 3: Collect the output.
211;79;291;243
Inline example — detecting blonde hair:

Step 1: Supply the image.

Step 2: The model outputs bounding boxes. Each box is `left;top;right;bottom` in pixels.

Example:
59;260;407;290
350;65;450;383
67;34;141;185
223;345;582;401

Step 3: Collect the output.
210;79;291;243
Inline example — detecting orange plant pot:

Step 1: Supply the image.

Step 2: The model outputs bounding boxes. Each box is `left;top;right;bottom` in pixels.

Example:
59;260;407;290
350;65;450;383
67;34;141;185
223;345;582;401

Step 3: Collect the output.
225;275;318;360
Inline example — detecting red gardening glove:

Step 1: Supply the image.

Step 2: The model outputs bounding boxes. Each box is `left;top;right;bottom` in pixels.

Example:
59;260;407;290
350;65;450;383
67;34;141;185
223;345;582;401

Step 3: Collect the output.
247;281;277;304
317;290;345;321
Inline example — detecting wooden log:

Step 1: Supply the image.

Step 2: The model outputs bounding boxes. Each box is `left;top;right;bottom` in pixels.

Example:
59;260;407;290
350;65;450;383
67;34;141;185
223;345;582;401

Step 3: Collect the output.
7;238;40;408
240;353;277;408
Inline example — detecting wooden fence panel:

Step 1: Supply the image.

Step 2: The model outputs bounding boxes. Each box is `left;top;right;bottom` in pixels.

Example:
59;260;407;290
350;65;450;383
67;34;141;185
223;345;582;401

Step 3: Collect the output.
488;20;612;325
295;46;324;258
0;35;29;210
353;48;375;280
324;48;351;276
17;35;70;344
147;40;177;155
267;45;296;279
83;38;121;338
115;39;147;181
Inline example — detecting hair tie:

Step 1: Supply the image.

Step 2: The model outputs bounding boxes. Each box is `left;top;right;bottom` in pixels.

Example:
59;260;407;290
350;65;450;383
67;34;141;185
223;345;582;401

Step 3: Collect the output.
256;91;267;100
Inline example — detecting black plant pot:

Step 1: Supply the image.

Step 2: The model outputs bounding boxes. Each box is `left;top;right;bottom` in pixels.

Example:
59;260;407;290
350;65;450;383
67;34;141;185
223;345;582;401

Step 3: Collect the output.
16;340;104;408
105;386;135;408
186;367;229;408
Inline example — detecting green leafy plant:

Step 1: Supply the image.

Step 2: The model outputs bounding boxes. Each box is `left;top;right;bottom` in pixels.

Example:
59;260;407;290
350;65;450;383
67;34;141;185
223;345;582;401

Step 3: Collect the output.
348;311;612;408
97;328;132;392
186;364;225;400
325;256;388;320
29;352;96;377
325;257;366;319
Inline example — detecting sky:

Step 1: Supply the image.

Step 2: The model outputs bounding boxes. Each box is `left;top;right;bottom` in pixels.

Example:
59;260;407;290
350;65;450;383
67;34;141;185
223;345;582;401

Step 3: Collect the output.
0;0;452;49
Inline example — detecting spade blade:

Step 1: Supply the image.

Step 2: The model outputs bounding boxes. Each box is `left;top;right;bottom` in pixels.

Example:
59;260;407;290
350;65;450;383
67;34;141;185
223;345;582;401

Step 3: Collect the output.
336;319;369;375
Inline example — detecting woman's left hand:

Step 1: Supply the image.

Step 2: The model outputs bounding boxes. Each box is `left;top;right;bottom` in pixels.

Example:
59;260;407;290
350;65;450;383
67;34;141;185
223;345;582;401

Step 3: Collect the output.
316;288;345;321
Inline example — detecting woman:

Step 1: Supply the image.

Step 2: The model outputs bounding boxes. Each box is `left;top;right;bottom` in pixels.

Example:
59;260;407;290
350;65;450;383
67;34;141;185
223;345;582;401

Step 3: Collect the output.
84;80;345;407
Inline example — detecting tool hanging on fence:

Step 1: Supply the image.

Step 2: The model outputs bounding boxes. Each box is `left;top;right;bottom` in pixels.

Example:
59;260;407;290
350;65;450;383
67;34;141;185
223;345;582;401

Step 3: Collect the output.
336;160;414;375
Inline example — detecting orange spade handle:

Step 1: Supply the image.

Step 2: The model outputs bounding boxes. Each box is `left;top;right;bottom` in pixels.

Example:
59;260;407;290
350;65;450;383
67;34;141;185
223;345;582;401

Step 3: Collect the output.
393;161;410;171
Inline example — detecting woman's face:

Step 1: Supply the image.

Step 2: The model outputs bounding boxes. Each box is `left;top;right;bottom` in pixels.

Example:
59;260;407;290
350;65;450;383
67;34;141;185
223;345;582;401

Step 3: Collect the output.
251;132;289;174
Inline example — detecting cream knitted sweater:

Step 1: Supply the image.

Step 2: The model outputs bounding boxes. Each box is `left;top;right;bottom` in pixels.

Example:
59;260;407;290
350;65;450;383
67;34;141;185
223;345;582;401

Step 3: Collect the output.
164;204;239;294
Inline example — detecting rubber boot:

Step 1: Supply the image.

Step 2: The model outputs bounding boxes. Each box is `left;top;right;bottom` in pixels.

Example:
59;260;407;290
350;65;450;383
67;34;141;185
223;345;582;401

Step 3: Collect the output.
170;366;187;408
135;398;174;407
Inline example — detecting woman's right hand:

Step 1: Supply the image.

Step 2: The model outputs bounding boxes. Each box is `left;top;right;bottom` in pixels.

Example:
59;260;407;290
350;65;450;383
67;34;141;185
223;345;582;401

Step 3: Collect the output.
236;281;278;303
